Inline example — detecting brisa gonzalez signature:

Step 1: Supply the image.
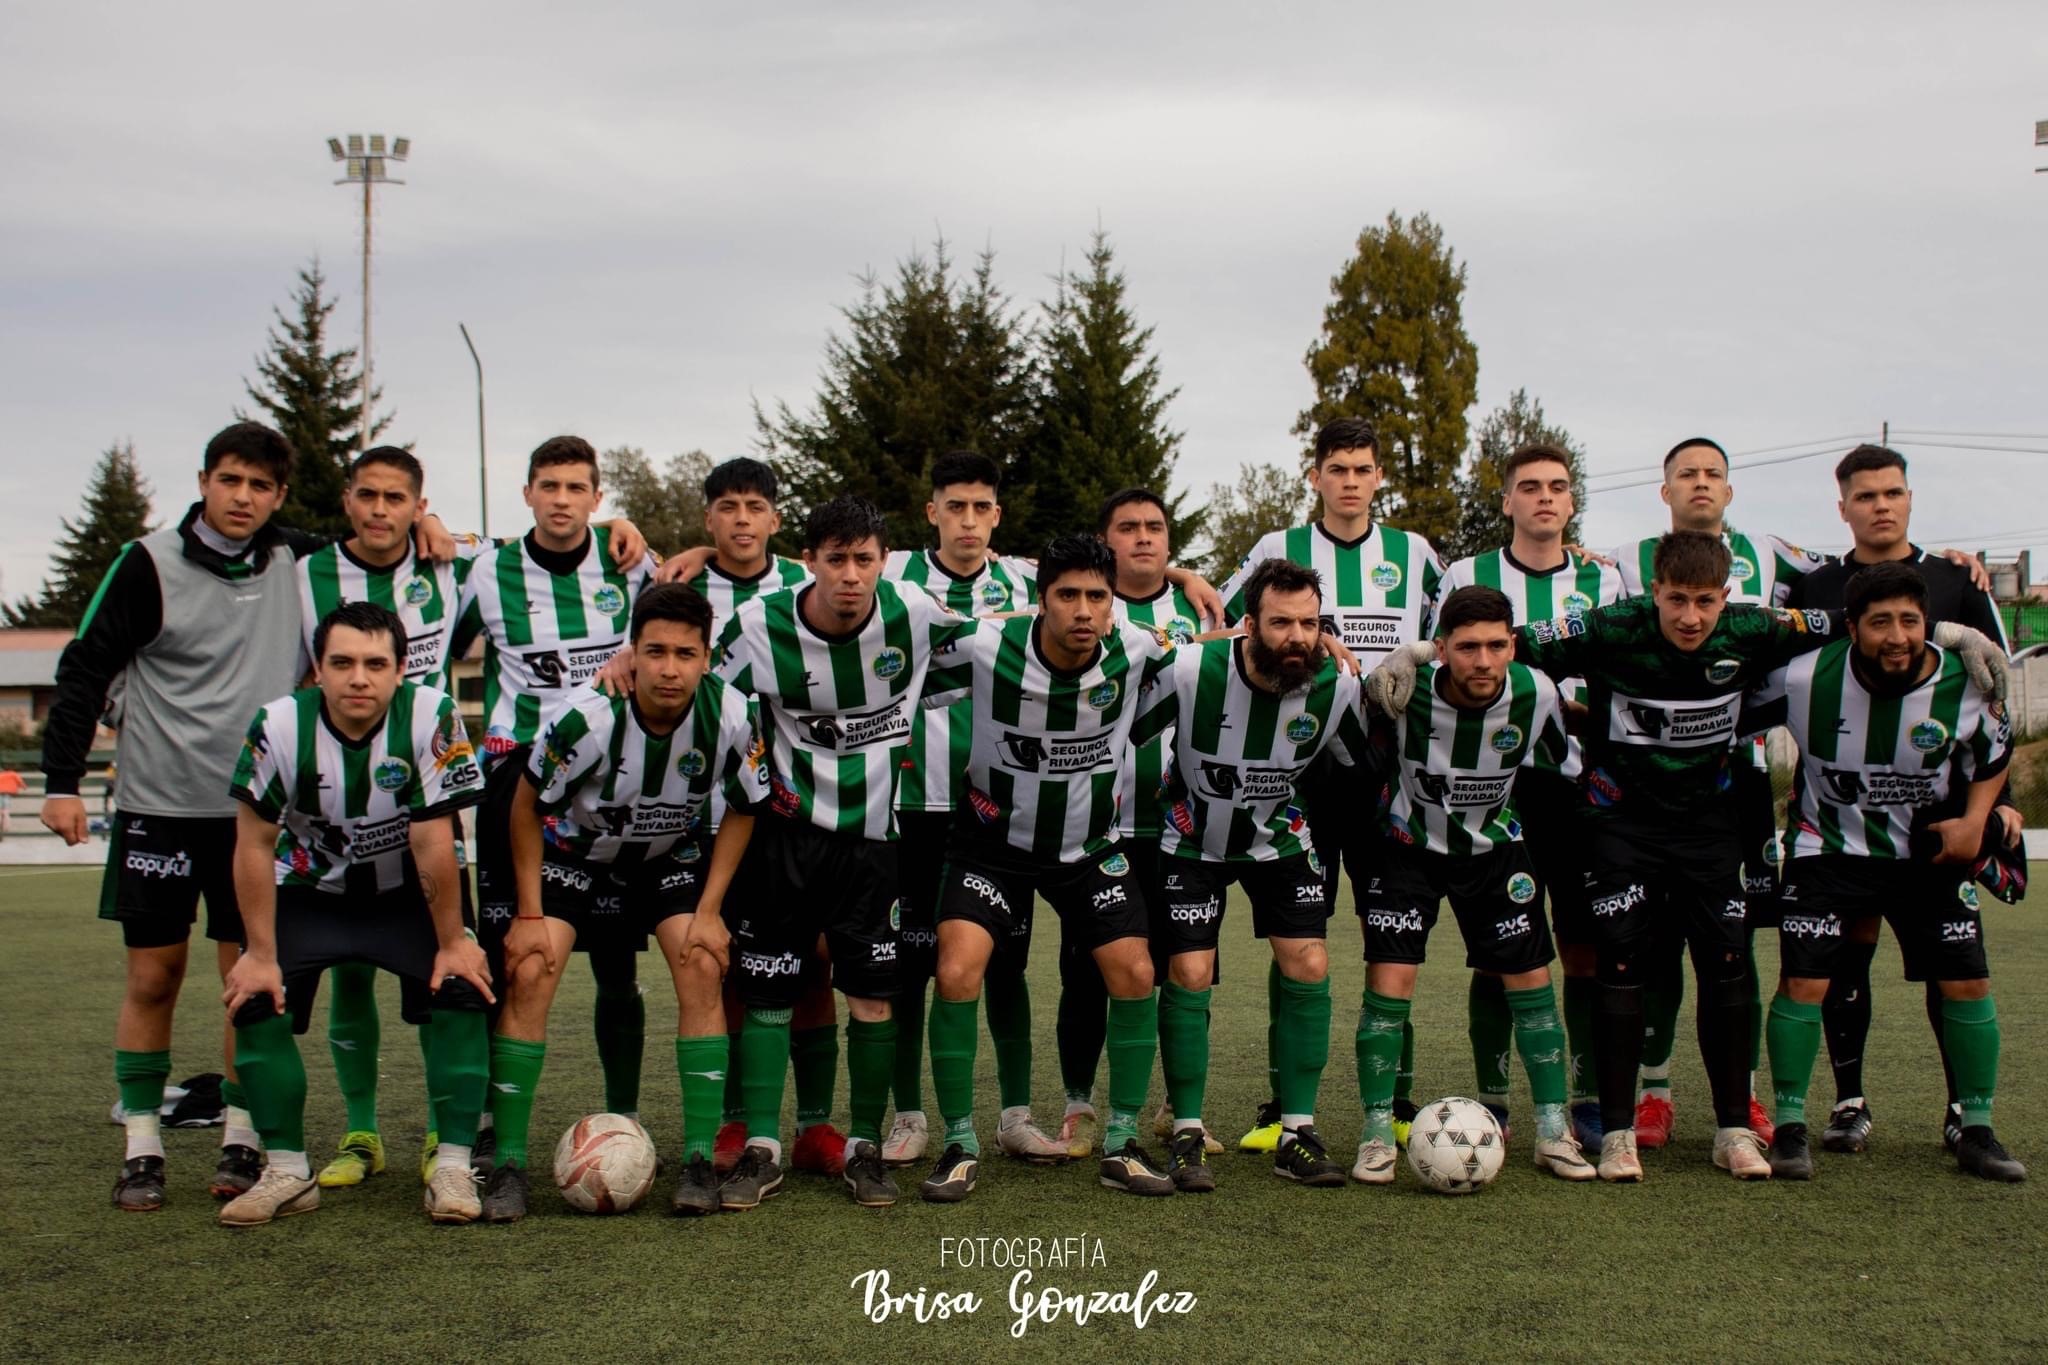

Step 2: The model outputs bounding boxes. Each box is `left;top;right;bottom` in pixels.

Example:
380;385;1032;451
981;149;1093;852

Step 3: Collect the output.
851;1268;1198;1337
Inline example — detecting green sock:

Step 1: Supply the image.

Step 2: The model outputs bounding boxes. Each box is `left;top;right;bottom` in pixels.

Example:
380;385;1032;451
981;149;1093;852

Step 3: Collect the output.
593;984;645;1115
326;962;382;1134
1745;938;1764;1072
928;996;981;1155
1941;995;2001;1129
221;1078;247;1113
845;1017;896;1145
723;1030;745;1123
741;1008;792;1145
1506;984;1568;1139
1275;974;1332;1120
1265;963;1282;1101
1640;970;1682;1092
986;975;1033;1111
675;1035;729;1160
791;1025;838;1130
1562;975;1596;1103
1395;1019;1416;1104
234;1012;307;1153
1356;990;1410;1142
1103;993;1158;1150
114;1048;171;1118
486;1036;547;1169
1158;982;1211;1125
1766;994;1823;1129
1468;973;1514;1105
893;976;928;1113
424;1009;489;1148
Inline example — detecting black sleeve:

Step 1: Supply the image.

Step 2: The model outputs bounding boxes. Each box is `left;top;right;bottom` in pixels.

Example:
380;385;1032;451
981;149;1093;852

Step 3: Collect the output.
277;527;332;562
41;543;162;796
1953;579;2009;654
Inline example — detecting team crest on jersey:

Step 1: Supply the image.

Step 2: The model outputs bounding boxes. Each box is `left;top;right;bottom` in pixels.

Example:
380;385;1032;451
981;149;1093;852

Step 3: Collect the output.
872;646;906;680
1705;658;1742;685
1561;591;1594;616
403;575;433;607
1100;852;1129;878
373;757;412;793
1305;848;1323;876
1286;714;1320;743
1086;680;1120;710
1728;558;1755;582
888;899;903;931
1762;836;1783;865
1370;562;1402;591
1909;719;1950;753
676;842;702;864
591;585;626;617
1958;882;1981;911
1507;872;1537;904
1165;616;1198;644
677;748;707;778
979;580;1011;609
1489;725;1524;754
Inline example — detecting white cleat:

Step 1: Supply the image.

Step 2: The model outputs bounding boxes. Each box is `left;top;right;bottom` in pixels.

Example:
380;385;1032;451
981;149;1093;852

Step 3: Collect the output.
1713;1126;1772;1180
423;1164;482;1223
881;1111;929;1168
1351;1137;1398;1185
997;1111;1069;1164
1534;1134;1598;1181
1597;1129;1644;1182
218;1167;319;1227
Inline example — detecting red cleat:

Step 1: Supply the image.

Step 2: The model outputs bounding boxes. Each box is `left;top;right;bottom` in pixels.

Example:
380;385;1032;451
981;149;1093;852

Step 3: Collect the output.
1635;1095;1674;1149
713;1121;747;1176
1746;1096;1776;1146
791;1123;848;1176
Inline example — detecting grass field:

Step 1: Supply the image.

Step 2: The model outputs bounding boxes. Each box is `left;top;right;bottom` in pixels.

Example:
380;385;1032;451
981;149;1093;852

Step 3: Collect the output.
3;864;2045;1362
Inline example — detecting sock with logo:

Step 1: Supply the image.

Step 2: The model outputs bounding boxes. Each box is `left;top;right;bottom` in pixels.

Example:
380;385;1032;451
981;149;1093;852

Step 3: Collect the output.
115;1049;170;1161
1766;994;1822;1129
1507;984;1569;1140
892;975;927;1114
1158;982;1211;1129
844;1016;896;1146
1103;992;1157;1152
1275;975;1332;1123
1468;973;1514;1109
1562;975;1597;1104
741;1008;792;1149
592;978;645;1116
1057;939;1107;1109
1941;996;2001;1129
1356;990;1410;1144
424;1007;488;1148
233;1012;307;1155
985;974;1033;1111
928;995;981;1156
1823;938;1877;1104
675;1034;730;1161
486;1036;547;1169
327;962;383;1134
791;1025;838;1132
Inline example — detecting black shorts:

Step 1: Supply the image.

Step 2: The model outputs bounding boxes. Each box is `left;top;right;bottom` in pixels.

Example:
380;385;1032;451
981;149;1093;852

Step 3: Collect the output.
1732;759;1783;927
1299;750;1375;907
473;745;530;946
732;815;899;1008
939;837;1148;956
1582;805;1748;964
1514;769;1594;947
538;847;706;952
231;884;488;1034
99;811;243;949
1778;855;1990;983
1360;840;1554;974
1153;852;1330;958
897;811;1030;985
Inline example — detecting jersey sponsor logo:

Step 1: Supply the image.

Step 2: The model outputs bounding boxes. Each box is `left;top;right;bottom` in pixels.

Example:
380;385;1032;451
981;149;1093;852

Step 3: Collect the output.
1364;907;1424;932
1285;713;1320;744
1294;879;1326;905
997;730;1116;774
403;575;434;607
1591;883;1647;919
349;813;411;861
1818;767;1940;808
740;949;805;978
125;849;193;880
1722;899;1747;920
591;585;626;617
485;723;520;756
1168;896;1222;925
872;646;907;681
1085;680;1120;710
1704;658;1741;685
1407;767;1514;810
1489;725;1523;754
965;786;1001;824
1742;869;1776;896
593;800;694;839
1495;912;1532;938
404;634;443;678
677;748;707;778
1941;914;1978;940
961;873;1010;912
1100;852;1129;878
795;696;912;752
1609;693;1739;749
373;757;412;793
1195;761;1296;803
1320;611;1406;654
1369;562;1402;590
523;650;566;688
1779;913;1842;940
1506;872;1537;904
1561;591;1594;616
1909;719;1950;753
1091;884;1129;910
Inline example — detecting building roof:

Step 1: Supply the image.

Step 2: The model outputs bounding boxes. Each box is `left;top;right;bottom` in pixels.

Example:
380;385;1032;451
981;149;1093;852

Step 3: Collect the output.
0;630;68;688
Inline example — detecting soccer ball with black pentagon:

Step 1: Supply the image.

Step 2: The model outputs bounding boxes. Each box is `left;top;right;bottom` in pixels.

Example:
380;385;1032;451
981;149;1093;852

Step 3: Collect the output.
553;1113;658;1213
1406;1097;1505;1194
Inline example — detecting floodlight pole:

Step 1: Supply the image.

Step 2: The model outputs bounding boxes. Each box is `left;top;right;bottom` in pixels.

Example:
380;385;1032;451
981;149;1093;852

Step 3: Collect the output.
361;171;374;456
328;135;408;455
460;323;489;537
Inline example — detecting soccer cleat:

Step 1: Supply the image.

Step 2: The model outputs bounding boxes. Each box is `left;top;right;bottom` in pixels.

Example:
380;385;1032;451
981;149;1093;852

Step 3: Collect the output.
480;1163;529;1223
419;1130;439;1186
1059;1109;1099;1159
1351;1137;1398;1185
843;1140;899;1207
469;1127;496;1180
713;1120;747;1175
1571;1101;1605;1151
882;1111;929;1167
670;1154;721;1216
1167;1129;1216;1194
1392;1097;1419;1150
1098;1140;1174;1196
1273;1127;1346;1187
318;1131;386;1188
1767;1123;1815;1181
1533;1134;1597;1181
1238;1099;1282;1153
1821;1102;1873;1154
1712;1127;1772;1180
791;1123;848;1176
996;1112;1068;1164
918;1144;979;1204
210;1144;264;1201
1955;1127;2027;1183
218;1167;319;1227
424;1164;482;1223
1483;1102;1513;1145
719;1144;784;1211
1597;1130;1643;1182
113;1155;167;1212
1633;1095;1674;1149
1746;1096;1777;1146
1942;1103;1964;1154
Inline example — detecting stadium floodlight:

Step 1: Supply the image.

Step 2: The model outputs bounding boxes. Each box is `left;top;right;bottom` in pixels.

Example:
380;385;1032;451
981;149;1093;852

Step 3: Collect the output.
328;134;411;454
327;137;345;161
2038;119;2047;173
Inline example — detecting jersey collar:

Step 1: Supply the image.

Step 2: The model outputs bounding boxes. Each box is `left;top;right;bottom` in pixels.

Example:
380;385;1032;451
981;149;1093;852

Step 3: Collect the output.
793;581;879;644
1313;520;1376;552
1501;545;1571;578
923;548;995;583
1030;616;1102;680
338;538;415;576
316;696;390;751
707;556;777;587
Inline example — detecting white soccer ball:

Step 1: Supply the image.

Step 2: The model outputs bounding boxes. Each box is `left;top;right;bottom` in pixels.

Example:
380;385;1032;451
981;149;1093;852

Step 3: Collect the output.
1405;1096;1506;1194
553;1113;658;1214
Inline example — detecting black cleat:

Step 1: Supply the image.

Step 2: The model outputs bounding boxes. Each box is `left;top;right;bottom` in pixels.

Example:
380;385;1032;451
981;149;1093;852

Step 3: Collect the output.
1821;1102;1872;1154
719;1144;784;1211
1768;1122;1815;1180
113;1155;167;1212
480;1162;529;1222
1942;1104;1964;1155
1274;1126;1346;1187
844;1140;898;1207
670;1154;720;1216
918;1143;979;1204
1168;1128;1215;1193
1099;1139;1174;1196
470;1127;497;1180
210;1144;263;1201
1956;1127;2026;1183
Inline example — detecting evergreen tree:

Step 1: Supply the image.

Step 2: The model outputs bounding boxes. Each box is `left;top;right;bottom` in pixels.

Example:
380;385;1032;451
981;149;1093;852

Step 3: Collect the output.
602;446;714;559
5;442;156;628
240;259;385;539
1199;461;1315;581
1437;388;1589;563
1294;211;1479;545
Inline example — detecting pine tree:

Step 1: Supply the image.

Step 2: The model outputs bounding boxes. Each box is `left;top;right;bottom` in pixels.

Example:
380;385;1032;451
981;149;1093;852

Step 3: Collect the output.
1295;211;1479;545
5;442;156;628
1437;388;1589;563
240;259;385;539
602;446;714;559
1199;461;1315;581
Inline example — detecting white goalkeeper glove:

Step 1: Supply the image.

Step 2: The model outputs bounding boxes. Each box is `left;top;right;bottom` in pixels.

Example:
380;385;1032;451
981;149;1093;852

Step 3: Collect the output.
1932;622;2008;703
1364;641;1438;719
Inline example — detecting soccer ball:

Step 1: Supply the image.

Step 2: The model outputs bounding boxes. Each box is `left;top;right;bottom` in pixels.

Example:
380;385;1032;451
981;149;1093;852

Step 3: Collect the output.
1405;1097;1506;1194
553;1113;658;1213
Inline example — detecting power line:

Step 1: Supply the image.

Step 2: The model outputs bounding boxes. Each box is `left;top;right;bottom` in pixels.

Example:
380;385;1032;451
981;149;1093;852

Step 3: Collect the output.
1889;428;2048;441
1583;432;1872;485
1584;444;1860;494
1889;439;2048;457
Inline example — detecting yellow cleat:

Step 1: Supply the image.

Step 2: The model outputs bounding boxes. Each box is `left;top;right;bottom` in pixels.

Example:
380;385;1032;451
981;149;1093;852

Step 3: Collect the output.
419;1130;439;1186
317;1131;386;1188
1238;1101;1282;1153
1392;1098;1418;1151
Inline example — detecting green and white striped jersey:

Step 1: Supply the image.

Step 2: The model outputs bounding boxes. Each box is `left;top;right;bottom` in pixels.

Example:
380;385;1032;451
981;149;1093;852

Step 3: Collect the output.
1746;641;2011;860
1614;527;1824;606
1133;636;1364;863
1113;583;1202;838
297;541;485;691
230;683;484;894
1434;548;1623;636
1378;662;1573;856
1221;522;1444;665
923;615;1177;862
687;556;811;630
713;579;977;841
454;532;656;761
884;548;1039;813
527;677;768;867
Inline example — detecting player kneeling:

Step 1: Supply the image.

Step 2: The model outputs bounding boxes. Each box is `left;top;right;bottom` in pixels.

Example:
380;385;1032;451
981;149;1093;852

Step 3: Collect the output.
220;603;492;1226
1353;588;1594;1185
481;584;766;1221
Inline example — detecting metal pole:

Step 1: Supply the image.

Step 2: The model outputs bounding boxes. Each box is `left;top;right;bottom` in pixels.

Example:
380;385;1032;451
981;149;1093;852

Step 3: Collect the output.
460;323;489;537
361;172;374;455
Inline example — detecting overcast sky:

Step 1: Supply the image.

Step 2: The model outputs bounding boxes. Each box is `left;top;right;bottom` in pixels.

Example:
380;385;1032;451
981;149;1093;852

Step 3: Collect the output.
4;2;2046;602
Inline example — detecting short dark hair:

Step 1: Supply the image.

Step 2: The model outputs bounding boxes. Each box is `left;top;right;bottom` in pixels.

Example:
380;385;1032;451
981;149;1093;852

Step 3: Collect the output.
312;600;407;665
1662;437;1728;474
804;495;888;553
1037;534;1117;595
527;435;600;487
1501;441;1575;488
350;446;423;494
1845;561;1931;624
1097;487;1168;536
1243;558;1323;620
1313;418;1379;468
930;450;1002;495
203;422;293;484
1651;529;1733;589
1835;443;1908;488
1435;585;1516;638
703;457;778;505
630;582;715;646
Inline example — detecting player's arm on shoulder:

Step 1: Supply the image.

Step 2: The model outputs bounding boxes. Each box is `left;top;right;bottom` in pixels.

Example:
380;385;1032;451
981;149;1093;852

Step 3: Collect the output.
1757;605;1841;665
1128;649;1185;746
1738;662;1795;737
1512;604;1597;679
1162;563;1225;631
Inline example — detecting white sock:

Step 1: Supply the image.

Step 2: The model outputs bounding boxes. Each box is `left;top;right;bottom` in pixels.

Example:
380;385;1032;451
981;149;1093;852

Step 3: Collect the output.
435;1144;473;1174
1835;1095;1865;1111
222;1107;260;1152
750;1136;783;1163
124;1111;164;1162
476;1111;495;1133
1172;1117;1205;1135
1280;1113;1313;1147
270;1149;311;1179
841;1135;865;1166
999;1105;1032;1128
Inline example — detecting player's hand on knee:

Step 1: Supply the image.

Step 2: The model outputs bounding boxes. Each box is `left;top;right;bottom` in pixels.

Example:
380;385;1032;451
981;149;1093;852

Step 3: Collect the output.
682;912;731;975
222;954;285;1017
505;915;556;975
39;795;87;845
433;938;497;1005
1932;623;2008;702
